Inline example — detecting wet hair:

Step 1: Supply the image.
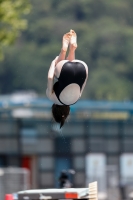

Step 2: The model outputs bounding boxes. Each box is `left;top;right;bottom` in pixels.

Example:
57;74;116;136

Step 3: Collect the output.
52;104;70;128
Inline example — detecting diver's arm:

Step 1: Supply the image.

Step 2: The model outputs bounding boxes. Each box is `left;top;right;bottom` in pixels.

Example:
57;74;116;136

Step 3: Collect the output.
46;57;58;97
46;64;55;99
80;66;88;96
46;63;63;105
80;74;88;96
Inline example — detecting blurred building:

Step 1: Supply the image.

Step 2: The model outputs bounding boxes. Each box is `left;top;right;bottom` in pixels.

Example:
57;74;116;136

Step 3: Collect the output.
0;93;133;199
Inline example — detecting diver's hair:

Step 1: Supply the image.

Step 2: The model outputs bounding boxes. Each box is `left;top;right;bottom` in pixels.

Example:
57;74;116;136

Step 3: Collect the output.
52;104;70;128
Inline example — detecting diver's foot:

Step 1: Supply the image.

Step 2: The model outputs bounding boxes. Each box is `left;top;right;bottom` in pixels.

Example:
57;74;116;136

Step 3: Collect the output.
62;32;71;52
70;29;77;50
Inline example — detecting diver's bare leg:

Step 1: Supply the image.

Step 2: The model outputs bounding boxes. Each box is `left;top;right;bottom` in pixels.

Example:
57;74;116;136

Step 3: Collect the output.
67;30;77;61
55;32;71;65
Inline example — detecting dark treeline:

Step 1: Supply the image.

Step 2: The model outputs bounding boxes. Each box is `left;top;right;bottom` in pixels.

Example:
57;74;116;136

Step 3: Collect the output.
1;0;133;100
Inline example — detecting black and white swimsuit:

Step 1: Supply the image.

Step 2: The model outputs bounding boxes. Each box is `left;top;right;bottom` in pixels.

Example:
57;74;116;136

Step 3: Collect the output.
53;61;87;105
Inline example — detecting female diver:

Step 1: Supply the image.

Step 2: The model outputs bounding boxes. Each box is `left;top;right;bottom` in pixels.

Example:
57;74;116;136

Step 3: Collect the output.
46;30;88;128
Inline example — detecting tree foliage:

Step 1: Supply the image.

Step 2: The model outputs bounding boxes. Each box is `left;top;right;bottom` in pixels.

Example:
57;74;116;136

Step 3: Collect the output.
0;0;30;59
0;0;133;101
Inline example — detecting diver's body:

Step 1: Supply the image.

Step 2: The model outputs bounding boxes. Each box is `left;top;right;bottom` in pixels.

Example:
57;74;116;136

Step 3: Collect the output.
46;30;88;127
53;59;87;105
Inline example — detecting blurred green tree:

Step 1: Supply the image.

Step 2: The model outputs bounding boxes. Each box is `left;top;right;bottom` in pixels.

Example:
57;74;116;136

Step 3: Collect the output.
0;0;30;60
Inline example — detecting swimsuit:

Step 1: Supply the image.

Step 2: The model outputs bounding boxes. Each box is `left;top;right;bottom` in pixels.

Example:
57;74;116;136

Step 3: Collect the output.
53;61;86;105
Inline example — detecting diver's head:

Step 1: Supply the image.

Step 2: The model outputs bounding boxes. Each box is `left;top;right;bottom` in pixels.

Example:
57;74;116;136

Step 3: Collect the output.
52;104;70;128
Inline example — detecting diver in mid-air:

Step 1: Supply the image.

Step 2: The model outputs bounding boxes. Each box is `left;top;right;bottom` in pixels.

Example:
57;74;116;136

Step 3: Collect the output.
46;30;88;128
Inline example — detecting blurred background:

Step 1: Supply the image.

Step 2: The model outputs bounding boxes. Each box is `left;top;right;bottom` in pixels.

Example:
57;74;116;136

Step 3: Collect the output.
1;0;133;200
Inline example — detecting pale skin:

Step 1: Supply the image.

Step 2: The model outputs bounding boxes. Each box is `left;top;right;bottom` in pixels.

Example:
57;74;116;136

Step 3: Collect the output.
46;30;88;105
